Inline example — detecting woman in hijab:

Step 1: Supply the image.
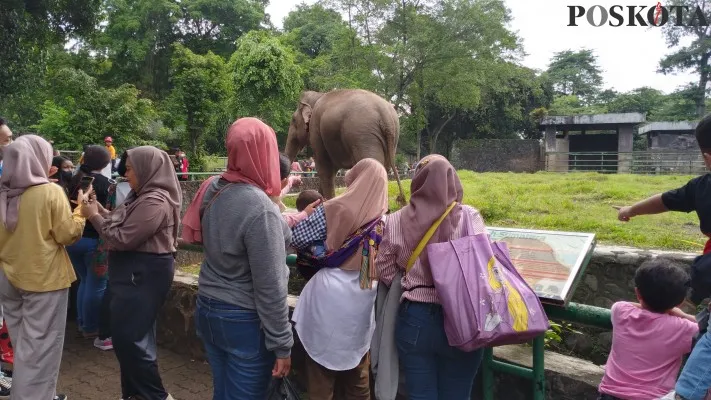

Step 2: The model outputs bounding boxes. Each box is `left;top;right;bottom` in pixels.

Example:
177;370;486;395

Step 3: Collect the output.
290;158;389;400
0;134;87;400
66;145;112;340
80;146;181;400
49;155;74;196
376;155;487;400
181;118;292;400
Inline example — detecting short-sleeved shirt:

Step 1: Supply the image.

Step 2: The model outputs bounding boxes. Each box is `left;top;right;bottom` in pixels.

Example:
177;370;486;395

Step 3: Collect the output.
599;302;699;400
662;174;711;253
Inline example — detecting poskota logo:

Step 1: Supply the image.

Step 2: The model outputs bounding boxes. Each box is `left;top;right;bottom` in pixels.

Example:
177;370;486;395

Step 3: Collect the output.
568;3;709;27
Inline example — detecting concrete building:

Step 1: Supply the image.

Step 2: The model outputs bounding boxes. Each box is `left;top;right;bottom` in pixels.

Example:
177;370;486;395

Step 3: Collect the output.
637;121;697;150
539;113;646;173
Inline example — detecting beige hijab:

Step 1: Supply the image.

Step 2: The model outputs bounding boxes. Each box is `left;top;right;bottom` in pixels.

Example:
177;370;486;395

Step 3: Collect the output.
323;159;388;269
0;135;53;232
106;146;182;248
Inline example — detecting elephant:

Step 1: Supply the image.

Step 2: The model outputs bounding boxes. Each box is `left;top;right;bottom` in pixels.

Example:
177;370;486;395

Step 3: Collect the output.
285;89;406;206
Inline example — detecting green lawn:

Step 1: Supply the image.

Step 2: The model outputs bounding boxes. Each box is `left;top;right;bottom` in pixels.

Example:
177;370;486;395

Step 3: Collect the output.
285;171;705;252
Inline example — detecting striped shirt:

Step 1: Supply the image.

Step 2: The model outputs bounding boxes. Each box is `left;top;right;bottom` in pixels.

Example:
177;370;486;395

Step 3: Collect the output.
376;205;487;304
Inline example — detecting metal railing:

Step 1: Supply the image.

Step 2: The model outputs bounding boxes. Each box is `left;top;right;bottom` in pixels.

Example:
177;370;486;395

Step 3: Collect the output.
177;242;612;400
545;151;707;174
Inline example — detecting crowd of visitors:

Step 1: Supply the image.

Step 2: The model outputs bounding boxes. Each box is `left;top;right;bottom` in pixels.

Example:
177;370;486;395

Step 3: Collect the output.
3;111;711;400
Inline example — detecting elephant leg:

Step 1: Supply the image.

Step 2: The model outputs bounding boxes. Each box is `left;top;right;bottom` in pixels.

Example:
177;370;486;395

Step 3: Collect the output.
318;166;337;200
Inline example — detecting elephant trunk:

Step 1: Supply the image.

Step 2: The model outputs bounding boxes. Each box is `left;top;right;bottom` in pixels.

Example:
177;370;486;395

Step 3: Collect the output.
285;138;302;162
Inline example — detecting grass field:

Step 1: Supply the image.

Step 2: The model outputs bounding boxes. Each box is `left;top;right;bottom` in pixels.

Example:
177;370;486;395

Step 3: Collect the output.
286;171;705;252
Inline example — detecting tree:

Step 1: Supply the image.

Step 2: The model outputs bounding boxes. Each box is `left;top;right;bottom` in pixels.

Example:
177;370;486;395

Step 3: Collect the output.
98;0;182;99
166;44;230;164
659;0;711;117
229;31;303;137
0;0;102;96
33;68;157;150
179;0;266;58
606;87;666;116
546;49;603;101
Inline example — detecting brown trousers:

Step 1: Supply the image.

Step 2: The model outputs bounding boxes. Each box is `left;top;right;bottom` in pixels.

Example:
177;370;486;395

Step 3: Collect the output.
306;353;371;400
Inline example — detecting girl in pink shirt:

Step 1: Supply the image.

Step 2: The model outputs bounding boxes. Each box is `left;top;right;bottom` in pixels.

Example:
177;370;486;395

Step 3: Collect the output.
598;259;698;400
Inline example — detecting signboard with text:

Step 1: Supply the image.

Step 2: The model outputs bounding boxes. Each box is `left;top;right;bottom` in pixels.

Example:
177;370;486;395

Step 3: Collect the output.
487;227;597;306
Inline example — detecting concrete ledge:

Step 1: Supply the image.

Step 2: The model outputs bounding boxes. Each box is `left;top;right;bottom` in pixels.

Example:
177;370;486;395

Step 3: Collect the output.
473;344;604;399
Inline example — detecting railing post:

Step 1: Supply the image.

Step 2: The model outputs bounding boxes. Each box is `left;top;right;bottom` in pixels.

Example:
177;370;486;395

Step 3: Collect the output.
532;334;545;400
482;347;494;400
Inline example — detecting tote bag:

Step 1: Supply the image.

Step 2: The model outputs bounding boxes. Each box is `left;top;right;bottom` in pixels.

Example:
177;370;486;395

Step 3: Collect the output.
425;204;549;351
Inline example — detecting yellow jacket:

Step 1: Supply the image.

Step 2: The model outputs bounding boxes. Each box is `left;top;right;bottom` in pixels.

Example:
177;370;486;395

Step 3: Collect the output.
0;184;84;292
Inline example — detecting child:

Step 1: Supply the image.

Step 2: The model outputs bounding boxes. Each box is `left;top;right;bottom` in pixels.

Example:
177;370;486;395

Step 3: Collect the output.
295;190;326;257
598;260;698;400
617;114;711;399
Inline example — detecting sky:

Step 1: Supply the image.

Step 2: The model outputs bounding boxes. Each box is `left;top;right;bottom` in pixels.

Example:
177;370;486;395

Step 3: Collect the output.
266;0;699;95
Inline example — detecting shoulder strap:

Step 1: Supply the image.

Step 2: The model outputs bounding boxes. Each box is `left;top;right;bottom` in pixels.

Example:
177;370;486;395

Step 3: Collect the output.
405;202;457;273
201;179;232;218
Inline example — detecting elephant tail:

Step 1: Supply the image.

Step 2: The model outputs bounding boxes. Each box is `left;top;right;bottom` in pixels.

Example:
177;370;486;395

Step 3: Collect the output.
381;113;407;207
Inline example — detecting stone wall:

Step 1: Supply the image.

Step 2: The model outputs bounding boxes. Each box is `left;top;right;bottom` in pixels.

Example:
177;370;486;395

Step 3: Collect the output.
450;139;543;173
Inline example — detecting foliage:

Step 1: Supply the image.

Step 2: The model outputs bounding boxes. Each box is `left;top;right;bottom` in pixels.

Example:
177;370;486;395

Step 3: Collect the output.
32;68;157;150
229;30;304;137
166;44;230;169
546;49;604;102
545;321;580;348
659;0;711;117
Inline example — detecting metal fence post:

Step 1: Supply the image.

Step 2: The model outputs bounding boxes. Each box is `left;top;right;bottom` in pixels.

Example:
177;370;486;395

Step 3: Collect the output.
482;347;495;400
532;334;546;400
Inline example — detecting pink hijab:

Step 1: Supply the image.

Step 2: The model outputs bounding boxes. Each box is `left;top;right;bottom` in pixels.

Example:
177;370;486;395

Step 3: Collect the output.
181;118;281;243
400;154;463;250
323;158;389;254
0;135;53;232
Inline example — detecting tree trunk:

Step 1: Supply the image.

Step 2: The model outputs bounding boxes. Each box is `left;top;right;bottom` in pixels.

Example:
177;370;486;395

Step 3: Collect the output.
697;53;710;118
428;114;455;153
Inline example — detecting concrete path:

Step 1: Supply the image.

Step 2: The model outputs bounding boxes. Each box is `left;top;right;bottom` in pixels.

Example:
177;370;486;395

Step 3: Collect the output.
57;323;213;399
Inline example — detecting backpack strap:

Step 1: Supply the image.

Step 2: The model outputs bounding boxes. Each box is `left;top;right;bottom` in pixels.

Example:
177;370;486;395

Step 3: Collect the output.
405;201;457;273
201;179;233;219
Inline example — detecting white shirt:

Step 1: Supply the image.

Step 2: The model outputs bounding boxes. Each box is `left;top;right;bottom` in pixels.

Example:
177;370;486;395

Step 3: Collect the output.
292;268;377;370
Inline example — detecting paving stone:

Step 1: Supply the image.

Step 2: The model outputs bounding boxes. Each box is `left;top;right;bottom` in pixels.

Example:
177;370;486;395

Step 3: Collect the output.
57;323;213;399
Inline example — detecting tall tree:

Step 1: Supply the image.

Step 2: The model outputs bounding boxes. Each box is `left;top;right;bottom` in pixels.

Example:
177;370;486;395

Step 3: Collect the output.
166;44;230;163
659;0;711;117
546;49;603;101
229;31;303;137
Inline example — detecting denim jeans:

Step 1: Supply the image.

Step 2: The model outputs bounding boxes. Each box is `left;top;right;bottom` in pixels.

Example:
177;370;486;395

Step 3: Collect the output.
676;330;711;400
396;300;484;400
196;295;275;400
67;237;107;333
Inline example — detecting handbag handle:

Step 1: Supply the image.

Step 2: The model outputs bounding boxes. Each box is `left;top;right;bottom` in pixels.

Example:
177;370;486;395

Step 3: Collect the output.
406;201;457;273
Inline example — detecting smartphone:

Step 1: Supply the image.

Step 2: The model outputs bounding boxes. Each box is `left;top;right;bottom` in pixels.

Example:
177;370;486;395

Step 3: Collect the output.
80;176;95;192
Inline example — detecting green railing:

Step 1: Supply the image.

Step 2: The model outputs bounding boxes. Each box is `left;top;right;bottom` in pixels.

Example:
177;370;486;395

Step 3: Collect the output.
546;151;706;175
177;243;612;400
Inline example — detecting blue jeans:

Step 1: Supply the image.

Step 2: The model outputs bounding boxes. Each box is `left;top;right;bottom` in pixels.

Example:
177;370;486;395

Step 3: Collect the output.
396;300;484;400
195;295;275;400
67;237;107;333
676;330;711;400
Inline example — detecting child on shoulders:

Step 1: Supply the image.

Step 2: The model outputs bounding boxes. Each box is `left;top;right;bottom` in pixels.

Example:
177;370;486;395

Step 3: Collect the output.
598;260;698;400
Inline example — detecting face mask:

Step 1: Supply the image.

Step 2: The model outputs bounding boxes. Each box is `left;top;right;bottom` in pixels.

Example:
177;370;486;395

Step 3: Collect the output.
60;170;73;183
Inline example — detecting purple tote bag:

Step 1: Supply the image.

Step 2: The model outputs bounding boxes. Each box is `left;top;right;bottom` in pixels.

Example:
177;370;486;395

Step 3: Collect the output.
427;211;549;352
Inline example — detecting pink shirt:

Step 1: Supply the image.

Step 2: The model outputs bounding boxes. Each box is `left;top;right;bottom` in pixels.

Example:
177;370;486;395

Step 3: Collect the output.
599;302;699;400
376;205;486;304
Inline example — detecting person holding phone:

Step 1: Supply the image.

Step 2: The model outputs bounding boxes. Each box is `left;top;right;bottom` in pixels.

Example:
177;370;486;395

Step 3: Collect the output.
80;146;181;400
67;145;112;340
0;134;88;400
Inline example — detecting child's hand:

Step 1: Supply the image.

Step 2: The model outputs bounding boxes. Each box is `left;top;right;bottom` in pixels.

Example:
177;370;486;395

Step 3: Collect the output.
304;199;322;216
613;205;634;222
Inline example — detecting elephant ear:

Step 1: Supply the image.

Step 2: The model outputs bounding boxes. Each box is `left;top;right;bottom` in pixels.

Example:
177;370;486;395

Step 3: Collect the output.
300;103;312;125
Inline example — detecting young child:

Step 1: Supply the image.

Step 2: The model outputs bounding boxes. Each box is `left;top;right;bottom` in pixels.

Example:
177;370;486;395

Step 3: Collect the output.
598;260;698;400
295;190;326;257
617;114;711;399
